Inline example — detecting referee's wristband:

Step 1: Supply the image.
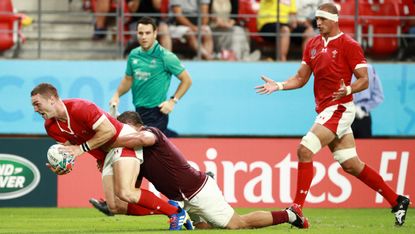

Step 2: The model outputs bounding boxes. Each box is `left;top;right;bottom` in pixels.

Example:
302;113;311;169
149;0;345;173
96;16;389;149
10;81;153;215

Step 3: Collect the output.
80;142;91;153
346;86;352;96
170;96;179;103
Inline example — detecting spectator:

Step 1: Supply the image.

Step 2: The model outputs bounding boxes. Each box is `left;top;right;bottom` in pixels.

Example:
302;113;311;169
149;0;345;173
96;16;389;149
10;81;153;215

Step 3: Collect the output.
210;0;261;61
124;0;172;55
351;64;384;138
257;0;293;61
169;0;214;60
92;0;111;40
257;0;314;61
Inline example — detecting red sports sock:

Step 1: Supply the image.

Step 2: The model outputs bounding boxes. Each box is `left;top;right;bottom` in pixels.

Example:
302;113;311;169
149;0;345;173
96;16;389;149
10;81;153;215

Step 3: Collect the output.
293;162;314;207
271;210;289;225
137;189;178;216
357;164;398;207
127;203;163;216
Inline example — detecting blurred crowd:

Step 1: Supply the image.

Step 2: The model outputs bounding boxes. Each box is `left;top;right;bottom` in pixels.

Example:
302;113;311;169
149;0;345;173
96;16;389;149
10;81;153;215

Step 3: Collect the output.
2;0;414;61
82;0;414;61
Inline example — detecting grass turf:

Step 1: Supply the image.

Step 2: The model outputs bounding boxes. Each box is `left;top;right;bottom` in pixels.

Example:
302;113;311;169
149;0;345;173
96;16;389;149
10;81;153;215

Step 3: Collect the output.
0;207;413;233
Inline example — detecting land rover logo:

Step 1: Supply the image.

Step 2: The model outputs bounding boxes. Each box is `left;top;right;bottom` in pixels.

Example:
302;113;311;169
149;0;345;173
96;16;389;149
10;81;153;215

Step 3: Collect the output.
0;154;41;200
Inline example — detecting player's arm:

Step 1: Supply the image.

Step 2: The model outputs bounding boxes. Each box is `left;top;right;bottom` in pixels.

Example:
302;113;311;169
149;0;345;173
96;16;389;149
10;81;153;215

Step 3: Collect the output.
332;66;369;101
112;130;156;149
87;118;117;150
350;67;369;94
109;75;133;106
62;117;116;157
256;63;312;94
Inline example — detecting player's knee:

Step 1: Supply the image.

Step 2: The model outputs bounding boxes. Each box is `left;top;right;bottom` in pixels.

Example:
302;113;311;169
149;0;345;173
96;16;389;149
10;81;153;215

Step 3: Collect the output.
333;148;357;164
297;144;314;161
299;132;322;160
115;188;136;203
226;215;247;229
107;201;123;214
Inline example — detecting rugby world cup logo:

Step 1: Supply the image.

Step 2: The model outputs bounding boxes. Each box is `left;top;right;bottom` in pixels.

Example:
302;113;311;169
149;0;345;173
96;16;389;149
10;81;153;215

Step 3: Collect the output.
0;154;41;199
311;48;317;59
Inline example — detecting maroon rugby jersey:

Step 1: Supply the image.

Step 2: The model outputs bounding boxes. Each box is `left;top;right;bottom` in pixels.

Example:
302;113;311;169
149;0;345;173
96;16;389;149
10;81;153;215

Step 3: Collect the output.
138;127;207;201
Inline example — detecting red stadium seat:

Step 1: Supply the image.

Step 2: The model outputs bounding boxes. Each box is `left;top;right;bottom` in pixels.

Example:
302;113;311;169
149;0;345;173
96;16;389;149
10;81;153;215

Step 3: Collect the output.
0;0;23;55
336;0;358;38
360;0;401;57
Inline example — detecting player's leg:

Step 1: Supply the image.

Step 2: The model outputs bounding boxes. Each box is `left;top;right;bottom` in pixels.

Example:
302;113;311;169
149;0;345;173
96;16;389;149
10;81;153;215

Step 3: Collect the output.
294;102;356;207
237;203;309;229
112;151;190;230
294;123;335;207
112;156;176;214
102;174;128;215
186;177;309;229
329;133;410;226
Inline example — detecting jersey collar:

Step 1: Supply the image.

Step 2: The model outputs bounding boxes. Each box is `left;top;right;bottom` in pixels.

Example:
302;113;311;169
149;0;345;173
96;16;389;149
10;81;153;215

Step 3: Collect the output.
321;32;344;47
139;41;159;55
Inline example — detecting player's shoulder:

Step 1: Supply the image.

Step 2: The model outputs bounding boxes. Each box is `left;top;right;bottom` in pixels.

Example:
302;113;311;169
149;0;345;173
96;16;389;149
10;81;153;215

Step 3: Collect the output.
306;35;322;47
340;33;360;46
64;98;96;111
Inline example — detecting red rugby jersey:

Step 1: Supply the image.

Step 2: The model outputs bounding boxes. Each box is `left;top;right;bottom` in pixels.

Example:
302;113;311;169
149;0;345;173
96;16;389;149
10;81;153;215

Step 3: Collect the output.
45;98;123;161
302;33;367;113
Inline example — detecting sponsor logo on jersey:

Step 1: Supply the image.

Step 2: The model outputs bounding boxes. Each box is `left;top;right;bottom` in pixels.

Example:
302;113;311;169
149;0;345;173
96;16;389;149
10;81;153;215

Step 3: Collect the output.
0;154;41;200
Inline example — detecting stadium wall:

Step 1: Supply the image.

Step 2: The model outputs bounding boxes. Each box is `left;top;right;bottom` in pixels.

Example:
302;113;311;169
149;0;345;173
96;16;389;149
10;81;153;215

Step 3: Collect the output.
1;137;413;208
0;61;414;136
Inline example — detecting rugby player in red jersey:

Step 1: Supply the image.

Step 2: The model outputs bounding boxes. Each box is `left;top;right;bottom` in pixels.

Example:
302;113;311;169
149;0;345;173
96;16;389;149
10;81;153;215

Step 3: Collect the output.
256;2;410;227
31;83;190;230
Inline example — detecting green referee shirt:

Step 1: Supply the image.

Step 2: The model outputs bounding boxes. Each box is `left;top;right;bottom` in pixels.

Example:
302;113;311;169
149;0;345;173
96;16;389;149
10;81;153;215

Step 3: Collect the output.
125;41;185;108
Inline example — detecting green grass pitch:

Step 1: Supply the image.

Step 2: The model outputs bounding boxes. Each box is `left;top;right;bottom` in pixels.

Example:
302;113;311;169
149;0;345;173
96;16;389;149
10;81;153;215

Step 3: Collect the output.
0;208;413;233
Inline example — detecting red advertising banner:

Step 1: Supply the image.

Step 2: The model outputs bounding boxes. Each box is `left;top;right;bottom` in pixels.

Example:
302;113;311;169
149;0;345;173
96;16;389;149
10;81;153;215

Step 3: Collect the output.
58;139;414;208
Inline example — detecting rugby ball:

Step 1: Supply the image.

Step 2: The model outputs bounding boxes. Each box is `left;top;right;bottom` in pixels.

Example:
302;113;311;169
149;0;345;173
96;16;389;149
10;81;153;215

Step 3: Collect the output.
47;144;75;171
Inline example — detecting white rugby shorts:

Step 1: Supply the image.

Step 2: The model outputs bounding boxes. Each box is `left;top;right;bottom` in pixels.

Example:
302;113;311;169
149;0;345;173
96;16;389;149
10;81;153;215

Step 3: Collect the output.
184;176;234;228
315;101;355;138
102;124;143;177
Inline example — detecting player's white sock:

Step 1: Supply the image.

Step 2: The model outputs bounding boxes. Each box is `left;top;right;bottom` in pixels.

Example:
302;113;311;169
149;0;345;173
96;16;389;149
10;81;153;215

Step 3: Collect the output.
286;209;297;223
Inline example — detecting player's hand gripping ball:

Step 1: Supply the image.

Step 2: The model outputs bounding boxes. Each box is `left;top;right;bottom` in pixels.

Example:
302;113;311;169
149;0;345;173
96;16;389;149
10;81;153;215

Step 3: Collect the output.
47;144;75;174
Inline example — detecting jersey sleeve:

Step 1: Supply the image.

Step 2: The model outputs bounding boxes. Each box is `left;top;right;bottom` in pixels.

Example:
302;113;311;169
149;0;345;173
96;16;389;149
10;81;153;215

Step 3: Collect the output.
75;102;107;130
125;54;134;77
302;39;312;65
164;51;185;76
345;40;367;70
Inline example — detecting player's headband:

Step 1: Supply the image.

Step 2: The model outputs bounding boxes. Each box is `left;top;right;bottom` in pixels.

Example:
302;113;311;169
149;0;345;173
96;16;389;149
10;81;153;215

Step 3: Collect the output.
315;10;338;22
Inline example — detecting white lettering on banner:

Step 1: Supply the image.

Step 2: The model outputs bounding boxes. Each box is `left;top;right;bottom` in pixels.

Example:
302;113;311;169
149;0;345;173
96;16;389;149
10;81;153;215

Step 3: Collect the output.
222;161;248;203
244;162;274;203
376;151;397;203
328;163;352;203
205;148;218;178
376;151;410;203
199;148;355;204
0;176;25;188
397;152;409;196
0;164;14;176
275;154;296;203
